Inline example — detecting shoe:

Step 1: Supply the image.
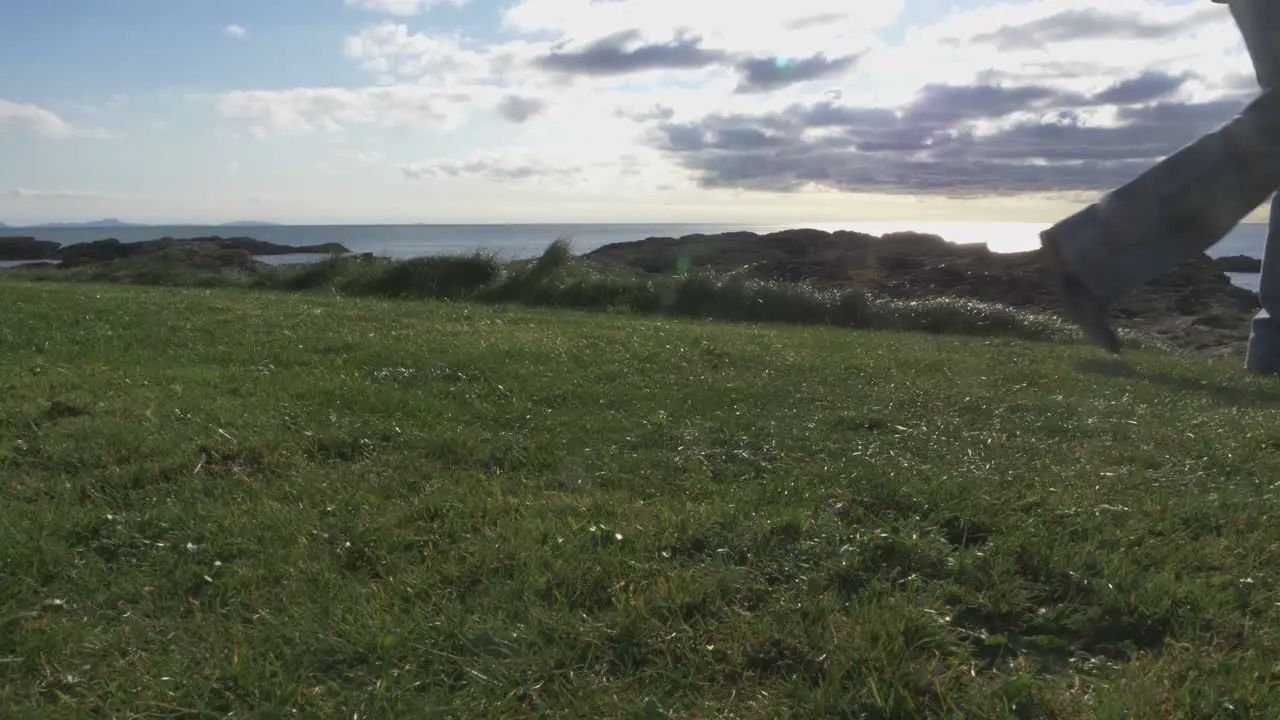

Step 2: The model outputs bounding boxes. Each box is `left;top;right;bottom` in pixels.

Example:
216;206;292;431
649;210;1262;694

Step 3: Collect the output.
1039;228;1122;354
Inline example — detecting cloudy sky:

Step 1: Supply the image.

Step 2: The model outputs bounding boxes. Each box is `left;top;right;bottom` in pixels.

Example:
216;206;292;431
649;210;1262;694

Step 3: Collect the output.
0;0;1262;225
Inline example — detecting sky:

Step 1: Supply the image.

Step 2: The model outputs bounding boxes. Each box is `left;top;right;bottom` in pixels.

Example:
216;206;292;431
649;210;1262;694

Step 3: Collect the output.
0;0;1265;225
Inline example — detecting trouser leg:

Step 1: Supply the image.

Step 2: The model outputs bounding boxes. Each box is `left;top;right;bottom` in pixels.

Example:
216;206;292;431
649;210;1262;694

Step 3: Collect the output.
1233;0;1280;91
1246;194;1280;370
1048;90;1280;306
1239;0;1280;371
1045;0;1280;306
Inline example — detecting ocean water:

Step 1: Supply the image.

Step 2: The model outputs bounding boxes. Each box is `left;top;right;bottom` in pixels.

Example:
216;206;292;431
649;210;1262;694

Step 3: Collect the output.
3;220;1270;293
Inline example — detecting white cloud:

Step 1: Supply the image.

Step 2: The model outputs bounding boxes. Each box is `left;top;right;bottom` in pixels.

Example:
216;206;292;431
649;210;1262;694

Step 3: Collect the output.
399;152;586;184
320;148;386;171
631;0;1252;199
0;100;111;139
216;86;479;139
343;22;491;84
65;94;126;116
344;0;470;16
212;0;1260;207
223;24;247;40
502;0;902;58
2;187;138;200
350;149;385;164
398;146;693;194
865;0;1246;106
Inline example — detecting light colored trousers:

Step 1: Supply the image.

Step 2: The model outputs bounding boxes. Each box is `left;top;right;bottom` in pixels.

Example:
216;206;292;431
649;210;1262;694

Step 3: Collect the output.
1050;0;1280;369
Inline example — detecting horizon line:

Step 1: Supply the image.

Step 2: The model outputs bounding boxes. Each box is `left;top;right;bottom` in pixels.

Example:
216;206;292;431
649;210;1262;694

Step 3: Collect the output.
6;219;1271;229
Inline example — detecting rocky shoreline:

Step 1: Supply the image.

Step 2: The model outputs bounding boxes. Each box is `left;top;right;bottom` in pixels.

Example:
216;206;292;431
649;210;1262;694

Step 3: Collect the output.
582;229;1262;356
0;235;349;267
2;229;1263;355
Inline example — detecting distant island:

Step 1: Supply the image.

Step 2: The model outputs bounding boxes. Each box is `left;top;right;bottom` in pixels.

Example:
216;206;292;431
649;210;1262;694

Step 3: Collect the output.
26;218;143;229
1;219;283;229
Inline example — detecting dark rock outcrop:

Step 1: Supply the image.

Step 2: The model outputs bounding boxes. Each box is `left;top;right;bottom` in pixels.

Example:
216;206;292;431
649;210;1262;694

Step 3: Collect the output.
1212;255;1262;273
2;235;349;265
53;236;349;267
146;244;261;272
54;238;134;267
0;236;60;261
582;228;1260;354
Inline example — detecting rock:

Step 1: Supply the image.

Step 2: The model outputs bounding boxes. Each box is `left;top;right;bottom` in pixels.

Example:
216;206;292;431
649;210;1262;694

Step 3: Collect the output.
582;228;1260;354
52;235;351;267
55;238;135;267
149;243;260;272
0;236;60;261
153;236;349;257
1212;255;1262;273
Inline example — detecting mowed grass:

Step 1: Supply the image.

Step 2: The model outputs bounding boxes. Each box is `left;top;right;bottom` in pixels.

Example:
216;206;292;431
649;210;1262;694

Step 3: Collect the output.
2;282;1279;719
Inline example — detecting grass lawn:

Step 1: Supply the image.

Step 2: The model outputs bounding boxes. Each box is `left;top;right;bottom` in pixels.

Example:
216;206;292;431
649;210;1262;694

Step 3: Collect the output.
2;281;1279;718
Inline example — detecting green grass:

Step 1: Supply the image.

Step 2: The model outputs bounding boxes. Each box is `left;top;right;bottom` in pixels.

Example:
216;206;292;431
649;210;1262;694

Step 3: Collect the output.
3;239;1169;351
2;281;1278;718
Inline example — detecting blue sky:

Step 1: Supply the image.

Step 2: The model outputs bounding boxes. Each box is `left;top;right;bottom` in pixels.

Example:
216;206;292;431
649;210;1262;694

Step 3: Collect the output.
0;0;1258;225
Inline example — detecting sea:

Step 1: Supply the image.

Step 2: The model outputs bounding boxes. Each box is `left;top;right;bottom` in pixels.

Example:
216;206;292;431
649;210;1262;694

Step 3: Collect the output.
2;220;1271;294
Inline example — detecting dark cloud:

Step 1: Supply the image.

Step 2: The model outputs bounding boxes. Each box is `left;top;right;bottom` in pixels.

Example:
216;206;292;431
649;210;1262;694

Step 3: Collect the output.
495;94;546;123
1116;98;1245;136
902;83;1066;128
957;69;1189;112
530;28;865;92
642;73;1245;196
978;62;1116;84
970;7;1223;51
1092;71;1194;105
785;12;847;30
734;53;861;94
951;102;1238;164
533;30;725;76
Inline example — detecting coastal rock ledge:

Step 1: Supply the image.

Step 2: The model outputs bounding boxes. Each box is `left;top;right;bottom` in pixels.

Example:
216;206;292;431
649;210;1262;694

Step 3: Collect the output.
0;235;349;267
0;236;60;261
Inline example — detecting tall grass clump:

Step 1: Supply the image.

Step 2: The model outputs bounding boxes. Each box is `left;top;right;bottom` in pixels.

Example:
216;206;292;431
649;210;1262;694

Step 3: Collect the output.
8;246;258;288
483;237;578;303
250;252;503;298
662;273;848;325
534;236;574;273
261;254;353;291
344;252;502;299
645;269;1082;344
873;296;1076;343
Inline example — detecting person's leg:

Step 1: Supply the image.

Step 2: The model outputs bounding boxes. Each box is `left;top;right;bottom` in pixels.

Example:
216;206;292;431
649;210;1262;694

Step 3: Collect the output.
1239;0;1280;372
1040;0;1280;352
1233;0;1279;91
1245;193;1280;371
